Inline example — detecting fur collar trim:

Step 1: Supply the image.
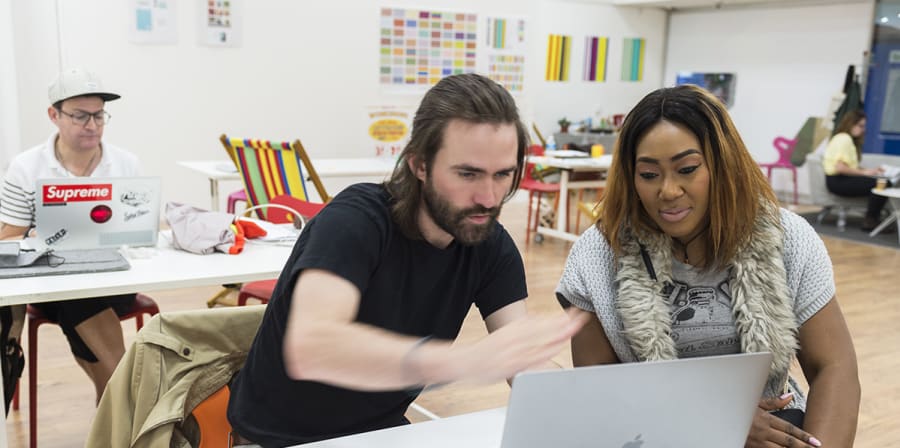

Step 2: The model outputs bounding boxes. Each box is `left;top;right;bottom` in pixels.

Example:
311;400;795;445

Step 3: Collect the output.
615;211;797;386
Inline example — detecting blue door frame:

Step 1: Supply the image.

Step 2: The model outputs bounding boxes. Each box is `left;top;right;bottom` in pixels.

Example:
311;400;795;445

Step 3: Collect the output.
864;43;900;155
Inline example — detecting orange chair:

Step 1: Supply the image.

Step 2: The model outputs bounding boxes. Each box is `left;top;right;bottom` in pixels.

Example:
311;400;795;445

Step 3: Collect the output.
758;136;799;204
192;385;232;448
12;293;160;448
237;194;326;306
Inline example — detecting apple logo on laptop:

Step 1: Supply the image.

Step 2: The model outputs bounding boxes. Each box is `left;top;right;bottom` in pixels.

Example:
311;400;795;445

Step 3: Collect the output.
621;434;644;448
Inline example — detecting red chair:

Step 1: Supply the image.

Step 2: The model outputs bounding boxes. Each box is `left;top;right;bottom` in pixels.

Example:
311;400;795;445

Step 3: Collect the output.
521;144;563;242
758;136;798;204
237;195;326;306
12;293;160;448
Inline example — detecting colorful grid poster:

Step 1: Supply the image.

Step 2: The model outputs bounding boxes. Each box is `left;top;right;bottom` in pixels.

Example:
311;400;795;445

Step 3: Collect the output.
545;34;571;82
484;17;525;92
379;8;477;87
488;54;524;92
621;38;645;82
583;36;608;82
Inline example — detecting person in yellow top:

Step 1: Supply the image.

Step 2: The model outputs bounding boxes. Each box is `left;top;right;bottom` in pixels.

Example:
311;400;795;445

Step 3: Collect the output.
823;110;889;231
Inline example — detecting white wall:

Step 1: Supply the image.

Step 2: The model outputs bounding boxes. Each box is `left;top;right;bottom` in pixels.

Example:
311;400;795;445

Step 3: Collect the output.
665;1;875;202
8;0;667;209
530;3;667;136
0;1;24;172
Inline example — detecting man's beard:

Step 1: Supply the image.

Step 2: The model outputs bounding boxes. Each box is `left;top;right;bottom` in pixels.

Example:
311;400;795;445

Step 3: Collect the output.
422;179;501;246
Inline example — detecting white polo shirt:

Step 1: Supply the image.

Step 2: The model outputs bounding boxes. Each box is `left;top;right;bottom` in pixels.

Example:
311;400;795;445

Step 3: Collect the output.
0;133;140;228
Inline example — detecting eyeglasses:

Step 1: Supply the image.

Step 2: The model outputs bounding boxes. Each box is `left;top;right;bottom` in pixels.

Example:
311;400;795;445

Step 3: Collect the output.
58;109;111;127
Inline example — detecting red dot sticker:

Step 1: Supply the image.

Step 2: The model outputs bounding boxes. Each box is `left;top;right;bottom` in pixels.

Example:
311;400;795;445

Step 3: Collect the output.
90;205;113;223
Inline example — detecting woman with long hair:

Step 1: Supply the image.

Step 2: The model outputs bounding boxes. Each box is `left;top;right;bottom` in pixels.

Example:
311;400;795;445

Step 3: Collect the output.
557;85;860;447
823;110;889;230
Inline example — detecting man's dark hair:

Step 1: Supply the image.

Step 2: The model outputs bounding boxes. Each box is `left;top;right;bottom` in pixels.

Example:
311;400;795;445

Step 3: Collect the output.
384;73;527;239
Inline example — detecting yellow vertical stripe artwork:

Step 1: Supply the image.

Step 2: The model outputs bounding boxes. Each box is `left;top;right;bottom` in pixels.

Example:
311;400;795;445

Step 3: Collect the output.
546;34;571;81
596;37;608;81
637;38;645;81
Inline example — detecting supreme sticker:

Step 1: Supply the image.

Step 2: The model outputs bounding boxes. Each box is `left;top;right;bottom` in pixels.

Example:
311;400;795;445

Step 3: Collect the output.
43;184;113;203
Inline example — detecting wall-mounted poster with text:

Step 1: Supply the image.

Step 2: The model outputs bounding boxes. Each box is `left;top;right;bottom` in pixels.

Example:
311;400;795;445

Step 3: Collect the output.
129;0;177;44
200;0;241;47
366;106;413;159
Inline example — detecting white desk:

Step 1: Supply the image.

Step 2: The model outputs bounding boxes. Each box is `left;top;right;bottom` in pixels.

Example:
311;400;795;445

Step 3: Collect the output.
298;408;506;448
0;233;293;307
528;154;612;242
177;158;398;210
869;187;900;244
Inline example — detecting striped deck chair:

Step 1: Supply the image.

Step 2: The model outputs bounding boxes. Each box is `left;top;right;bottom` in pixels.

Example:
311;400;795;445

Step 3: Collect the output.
219;134;331;221
207;135;331;308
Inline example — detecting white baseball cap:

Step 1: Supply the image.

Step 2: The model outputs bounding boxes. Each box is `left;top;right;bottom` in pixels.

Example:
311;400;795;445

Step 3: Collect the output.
48;68;121;105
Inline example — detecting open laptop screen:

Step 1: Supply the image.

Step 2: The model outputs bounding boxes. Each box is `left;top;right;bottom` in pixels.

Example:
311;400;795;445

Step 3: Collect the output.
34;177;161;250
501;352;772;448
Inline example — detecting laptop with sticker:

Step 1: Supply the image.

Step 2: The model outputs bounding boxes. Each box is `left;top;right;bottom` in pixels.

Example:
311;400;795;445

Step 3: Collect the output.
500;352;772;448
34;177;162;250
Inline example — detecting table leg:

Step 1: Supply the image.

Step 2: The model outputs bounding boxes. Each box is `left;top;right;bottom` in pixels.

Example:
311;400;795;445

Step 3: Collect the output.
556;170;570;232
209;179;220;212
869;196;900;244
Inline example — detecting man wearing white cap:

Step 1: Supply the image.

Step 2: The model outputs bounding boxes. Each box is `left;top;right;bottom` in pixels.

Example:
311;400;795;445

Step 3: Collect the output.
0;68;140;403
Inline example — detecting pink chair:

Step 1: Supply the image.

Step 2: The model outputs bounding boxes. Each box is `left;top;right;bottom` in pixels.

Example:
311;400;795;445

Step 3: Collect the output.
758;137;798;204
226;189;247;214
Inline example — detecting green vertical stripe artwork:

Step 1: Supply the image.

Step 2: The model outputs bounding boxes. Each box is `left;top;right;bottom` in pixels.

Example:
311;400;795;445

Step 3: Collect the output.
621;38;645;82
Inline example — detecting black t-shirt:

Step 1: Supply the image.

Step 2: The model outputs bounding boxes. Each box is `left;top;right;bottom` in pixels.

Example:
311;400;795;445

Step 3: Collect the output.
227;183;527;447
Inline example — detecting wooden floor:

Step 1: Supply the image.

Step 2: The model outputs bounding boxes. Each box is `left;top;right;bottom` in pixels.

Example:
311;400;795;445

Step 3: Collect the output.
5;199;899;447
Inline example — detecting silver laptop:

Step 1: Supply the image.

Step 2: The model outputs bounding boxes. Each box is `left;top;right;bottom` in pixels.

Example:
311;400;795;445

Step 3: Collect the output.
501;352;772;448
34;177;161;250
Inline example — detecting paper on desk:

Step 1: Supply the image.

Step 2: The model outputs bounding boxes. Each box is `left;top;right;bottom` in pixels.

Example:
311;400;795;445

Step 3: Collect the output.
545;149;589;158
881;165;900;185
241;218;300;242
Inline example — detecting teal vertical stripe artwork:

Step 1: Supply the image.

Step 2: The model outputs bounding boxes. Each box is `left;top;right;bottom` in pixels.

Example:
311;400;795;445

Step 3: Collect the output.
621;38;645;82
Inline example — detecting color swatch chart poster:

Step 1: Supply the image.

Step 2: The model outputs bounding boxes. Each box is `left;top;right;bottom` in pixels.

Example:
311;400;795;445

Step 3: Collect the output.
380;8;478;89
485;17;526;92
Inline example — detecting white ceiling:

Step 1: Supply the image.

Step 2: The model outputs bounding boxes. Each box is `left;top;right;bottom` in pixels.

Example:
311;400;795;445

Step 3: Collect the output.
605;0;869;11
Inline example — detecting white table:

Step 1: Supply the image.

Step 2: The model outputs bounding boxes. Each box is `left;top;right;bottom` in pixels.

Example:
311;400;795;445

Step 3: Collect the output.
177;158;398;210
869;187;900;244
528;154;612;242
0;232;293;307
298;408;506;448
